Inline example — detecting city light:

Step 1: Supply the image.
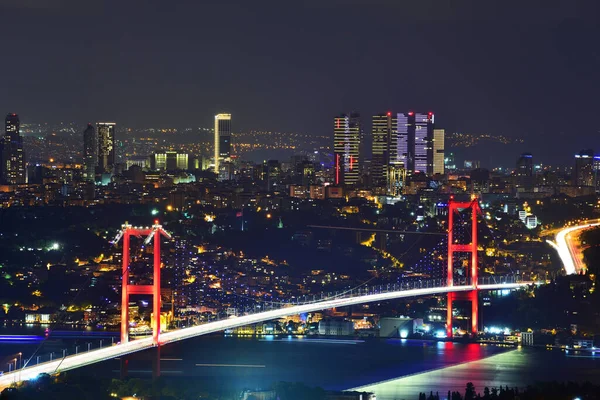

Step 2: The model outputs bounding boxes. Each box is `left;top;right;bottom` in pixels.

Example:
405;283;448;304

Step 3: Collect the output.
1;6;596;398
484;326;511;335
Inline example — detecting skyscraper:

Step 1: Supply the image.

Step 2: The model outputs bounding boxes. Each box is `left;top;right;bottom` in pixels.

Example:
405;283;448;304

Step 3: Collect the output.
432;129;445;175
594;156;600;193
97;122;116;173
2;113;26;184
515;152;533;190
412;112;434;174
371;111;436;187
396;112;409;168
334;113;361;185
83;124;97;182
516;153;534;177
214;113;232;172
574;149;595;187
371;112;397;187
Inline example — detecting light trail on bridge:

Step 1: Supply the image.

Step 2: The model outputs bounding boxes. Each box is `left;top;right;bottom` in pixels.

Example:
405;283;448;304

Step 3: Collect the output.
547;220;600;275
0;282;530;389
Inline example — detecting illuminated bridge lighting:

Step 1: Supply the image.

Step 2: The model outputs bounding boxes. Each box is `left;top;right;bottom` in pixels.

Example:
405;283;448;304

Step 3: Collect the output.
0;280;531;389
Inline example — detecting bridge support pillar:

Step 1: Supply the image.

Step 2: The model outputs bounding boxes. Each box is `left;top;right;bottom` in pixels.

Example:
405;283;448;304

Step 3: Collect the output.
470;290;478;334
446;292;453;338
446;290;478;337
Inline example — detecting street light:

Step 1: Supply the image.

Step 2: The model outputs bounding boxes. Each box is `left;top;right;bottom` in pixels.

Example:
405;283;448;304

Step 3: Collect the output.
18;352;22;369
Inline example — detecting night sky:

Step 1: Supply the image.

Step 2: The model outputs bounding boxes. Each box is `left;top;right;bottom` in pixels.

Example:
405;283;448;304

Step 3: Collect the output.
0;0;598;165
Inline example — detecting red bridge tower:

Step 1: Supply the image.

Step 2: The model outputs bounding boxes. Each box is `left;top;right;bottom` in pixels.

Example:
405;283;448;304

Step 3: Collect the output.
446;196;480;337
114;222;171;345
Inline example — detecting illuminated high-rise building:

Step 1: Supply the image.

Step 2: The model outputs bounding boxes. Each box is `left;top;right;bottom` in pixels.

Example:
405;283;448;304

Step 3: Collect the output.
97;122;116;173
214;113;232;173
371;112;397;187
516;153;533;177
2;113;26;184
574;149;595;187
372;111;435;186
334;113;361;185
432;129;445;175
412;112;435;174
515;152;533;190
396;111;435;174
593;157;600;193
83;123;97;182
396;112;409;169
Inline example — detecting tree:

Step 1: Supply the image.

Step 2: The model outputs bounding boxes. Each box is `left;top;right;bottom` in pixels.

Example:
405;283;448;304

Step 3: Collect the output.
491;387;498;399
465;382;476;400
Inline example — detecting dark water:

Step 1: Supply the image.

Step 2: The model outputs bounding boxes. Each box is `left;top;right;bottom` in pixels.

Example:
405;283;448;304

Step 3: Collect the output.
2;327;600;398
66;336;600;394
0;324;118;370
113;336;507;390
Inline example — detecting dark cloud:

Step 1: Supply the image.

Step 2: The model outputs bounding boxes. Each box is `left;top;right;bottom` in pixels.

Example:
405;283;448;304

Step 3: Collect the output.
0;0;104;12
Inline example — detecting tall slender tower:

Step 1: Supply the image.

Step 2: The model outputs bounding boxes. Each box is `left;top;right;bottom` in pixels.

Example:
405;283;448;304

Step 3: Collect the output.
83;124;97;182
2;113;26;184
371;112;397;187
413;112;434;174
334;113;361;186
214;113;232;172
574;149;595;187
97;122;116;173
433;128;445;175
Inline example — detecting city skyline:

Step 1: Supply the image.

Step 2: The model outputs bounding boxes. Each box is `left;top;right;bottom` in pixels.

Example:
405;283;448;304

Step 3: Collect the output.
0;2;598;166
1;2;600;398
1;110;597;172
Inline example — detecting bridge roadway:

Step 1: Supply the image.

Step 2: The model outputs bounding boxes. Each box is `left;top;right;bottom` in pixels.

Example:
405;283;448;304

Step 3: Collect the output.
0;281;530;388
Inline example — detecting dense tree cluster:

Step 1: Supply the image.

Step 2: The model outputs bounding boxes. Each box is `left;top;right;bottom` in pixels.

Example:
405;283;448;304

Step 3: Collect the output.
2;376;600;400
419;381;600;400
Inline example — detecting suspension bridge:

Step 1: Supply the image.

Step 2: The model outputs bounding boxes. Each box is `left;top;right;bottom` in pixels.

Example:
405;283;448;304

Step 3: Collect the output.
0;197;539;388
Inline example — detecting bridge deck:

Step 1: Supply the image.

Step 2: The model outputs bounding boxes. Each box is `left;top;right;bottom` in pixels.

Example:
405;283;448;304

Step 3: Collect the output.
0;282;531;388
